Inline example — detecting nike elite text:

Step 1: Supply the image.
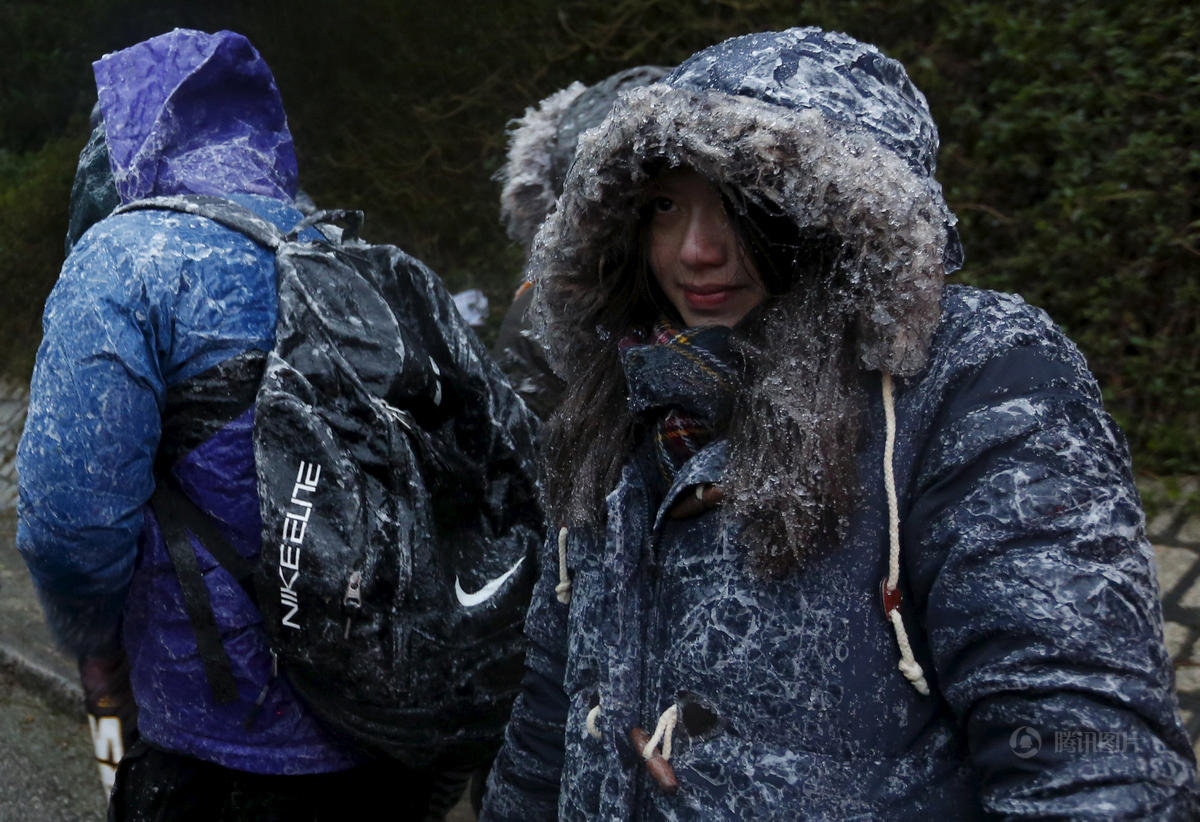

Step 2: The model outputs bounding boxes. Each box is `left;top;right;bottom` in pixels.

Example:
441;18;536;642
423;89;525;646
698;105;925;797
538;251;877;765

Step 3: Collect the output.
280;461;321;629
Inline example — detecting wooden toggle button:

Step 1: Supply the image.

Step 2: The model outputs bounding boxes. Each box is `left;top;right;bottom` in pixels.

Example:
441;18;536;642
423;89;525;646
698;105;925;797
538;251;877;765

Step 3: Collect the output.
631;726;679;795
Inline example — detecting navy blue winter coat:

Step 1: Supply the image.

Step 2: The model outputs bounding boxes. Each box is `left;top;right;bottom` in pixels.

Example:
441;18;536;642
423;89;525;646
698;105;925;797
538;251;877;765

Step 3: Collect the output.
483;28;1198;820
17;29;358;773
487;287;1197;820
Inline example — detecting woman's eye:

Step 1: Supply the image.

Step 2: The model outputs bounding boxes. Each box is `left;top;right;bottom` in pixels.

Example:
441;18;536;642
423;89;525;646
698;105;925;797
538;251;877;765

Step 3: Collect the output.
651;196;675;214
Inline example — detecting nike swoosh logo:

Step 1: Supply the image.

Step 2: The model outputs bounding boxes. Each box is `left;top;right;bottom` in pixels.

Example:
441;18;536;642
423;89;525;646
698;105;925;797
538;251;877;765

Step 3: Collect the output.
454;556;526;607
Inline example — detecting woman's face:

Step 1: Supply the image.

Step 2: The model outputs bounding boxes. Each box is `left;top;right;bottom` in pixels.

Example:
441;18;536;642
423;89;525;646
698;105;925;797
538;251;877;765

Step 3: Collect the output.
645;167;766;328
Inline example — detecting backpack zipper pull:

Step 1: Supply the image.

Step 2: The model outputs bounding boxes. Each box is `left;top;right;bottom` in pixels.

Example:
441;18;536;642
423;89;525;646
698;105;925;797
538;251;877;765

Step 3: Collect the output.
243;649;278;730
429;356;442;406
343;571;363;639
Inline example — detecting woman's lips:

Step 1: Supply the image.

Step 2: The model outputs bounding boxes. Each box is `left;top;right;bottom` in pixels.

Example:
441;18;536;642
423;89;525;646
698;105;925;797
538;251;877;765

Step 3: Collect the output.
683;284;741;310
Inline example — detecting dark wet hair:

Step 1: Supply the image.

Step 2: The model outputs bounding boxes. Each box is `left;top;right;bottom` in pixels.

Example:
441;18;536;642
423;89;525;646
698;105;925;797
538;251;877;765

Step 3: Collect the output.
614;181;844;328
731;195;844;299
717;190;865;576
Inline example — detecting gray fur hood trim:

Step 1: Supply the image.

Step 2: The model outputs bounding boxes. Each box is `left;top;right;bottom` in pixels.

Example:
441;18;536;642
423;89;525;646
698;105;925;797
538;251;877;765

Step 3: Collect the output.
530;28;961;378
497;82;587;250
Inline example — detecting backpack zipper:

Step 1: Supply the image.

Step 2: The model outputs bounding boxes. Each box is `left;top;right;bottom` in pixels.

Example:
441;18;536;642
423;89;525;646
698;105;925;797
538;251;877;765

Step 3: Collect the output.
343;570;363;639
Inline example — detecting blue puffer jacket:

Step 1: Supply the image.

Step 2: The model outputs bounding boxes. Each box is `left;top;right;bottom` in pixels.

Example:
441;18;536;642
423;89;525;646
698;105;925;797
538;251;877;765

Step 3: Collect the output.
17;29;358;773
483;28;1198;820
486;287;1198;820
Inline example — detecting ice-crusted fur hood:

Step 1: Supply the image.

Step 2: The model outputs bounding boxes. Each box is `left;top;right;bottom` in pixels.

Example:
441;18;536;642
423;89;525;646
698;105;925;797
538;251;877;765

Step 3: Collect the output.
497;82;588;251
534;29;964;567
531;27;961;379
499;66;671;252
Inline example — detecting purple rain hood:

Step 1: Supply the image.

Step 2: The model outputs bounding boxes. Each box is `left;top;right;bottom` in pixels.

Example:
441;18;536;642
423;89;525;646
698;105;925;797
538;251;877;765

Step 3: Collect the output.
95;27;298;204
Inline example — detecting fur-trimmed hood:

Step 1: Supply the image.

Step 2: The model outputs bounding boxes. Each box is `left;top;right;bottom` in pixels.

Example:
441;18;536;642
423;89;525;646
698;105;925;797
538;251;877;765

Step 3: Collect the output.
497;81;588;251
530;27;962;379
498;66;670;251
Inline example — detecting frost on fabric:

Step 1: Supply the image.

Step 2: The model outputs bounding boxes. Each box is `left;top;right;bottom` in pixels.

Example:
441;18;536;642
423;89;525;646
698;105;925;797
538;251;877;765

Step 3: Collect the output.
490;287;1199;820
913;290;1172;710
496;81;587;250
17;203;284;658
530;28;960;386
94;28;297;204
668;29;943;177
245;222;542;765
484;26;1198;822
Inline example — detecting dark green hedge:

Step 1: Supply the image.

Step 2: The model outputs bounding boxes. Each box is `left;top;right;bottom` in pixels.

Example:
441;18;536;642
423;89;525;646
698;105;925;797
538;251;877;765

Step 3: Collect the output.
1;0;1196;472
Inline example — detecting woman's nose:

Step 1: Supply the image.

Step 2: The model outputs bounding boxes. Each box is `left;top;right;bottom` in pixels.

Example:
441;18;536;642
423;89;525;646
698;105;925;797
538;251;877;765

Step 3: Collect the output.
679;208;730;270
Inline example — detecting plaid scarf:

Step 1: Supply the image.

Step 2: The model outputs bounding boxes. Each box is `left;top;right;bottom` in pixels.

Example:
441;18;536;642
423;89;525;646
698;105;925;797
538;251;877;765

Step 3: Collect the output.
619;322;740;489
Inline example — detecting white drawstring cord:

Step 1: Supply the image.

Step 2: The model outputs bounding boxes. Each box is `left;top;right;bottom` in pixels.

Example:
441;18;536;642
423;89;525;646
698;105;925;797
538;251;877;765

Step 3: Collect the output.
556;521;594;739
586;703;602;740
570;378;926;774
555;526;572;604
888;609;929;694
881;372;931;697
881;372;902;593
641;704;679;761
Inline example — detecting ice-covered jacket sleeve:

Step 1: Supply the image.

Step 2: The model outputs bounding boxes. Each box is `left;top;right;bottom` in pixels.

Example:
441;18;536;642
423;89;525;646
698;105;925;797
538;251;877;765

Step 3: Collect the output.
903;292;1199;819
17;230;166;658
481;528;571;821
490;284;566;422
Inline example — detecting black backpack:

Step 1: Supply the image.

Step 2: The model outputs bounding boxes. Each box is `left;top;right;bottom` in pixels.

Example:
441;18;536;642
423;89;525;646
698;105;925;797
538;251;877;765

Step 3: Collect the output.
118;195;541;770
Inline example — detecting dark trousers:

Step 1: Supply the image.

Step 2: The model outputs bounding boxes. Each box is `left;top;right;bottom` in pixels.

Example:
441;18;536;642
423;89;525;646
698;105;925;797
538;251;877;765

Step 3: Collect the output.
108;740;473;821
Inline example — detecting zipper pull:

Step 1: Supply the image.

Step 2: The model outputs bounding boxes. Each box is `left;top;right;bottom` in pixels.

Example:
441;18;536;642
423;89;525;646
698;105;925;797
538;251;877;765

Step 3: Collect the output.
343;571;363;639
243;649;278;730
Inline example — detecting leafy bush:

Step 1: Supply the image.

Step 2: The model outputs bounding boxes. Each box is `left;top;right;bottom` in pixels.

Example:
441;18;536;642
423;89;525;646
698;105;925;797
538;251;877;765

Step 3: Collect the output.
927;2;1199;473
0;135;79;380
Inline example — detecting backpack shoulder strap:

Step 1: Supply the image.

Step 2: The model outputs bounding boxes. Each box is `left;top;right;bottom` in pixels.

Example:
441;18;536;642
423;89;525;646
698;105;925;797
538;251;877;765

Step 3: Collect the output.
150;479;258;705
114;194;286;251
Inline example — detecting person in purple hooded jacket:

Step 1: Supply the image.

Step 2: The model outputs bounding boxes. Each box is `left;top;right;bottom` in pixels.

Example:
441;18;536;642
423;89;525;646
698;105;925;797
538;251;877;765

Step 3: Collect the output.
18;28;464;820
